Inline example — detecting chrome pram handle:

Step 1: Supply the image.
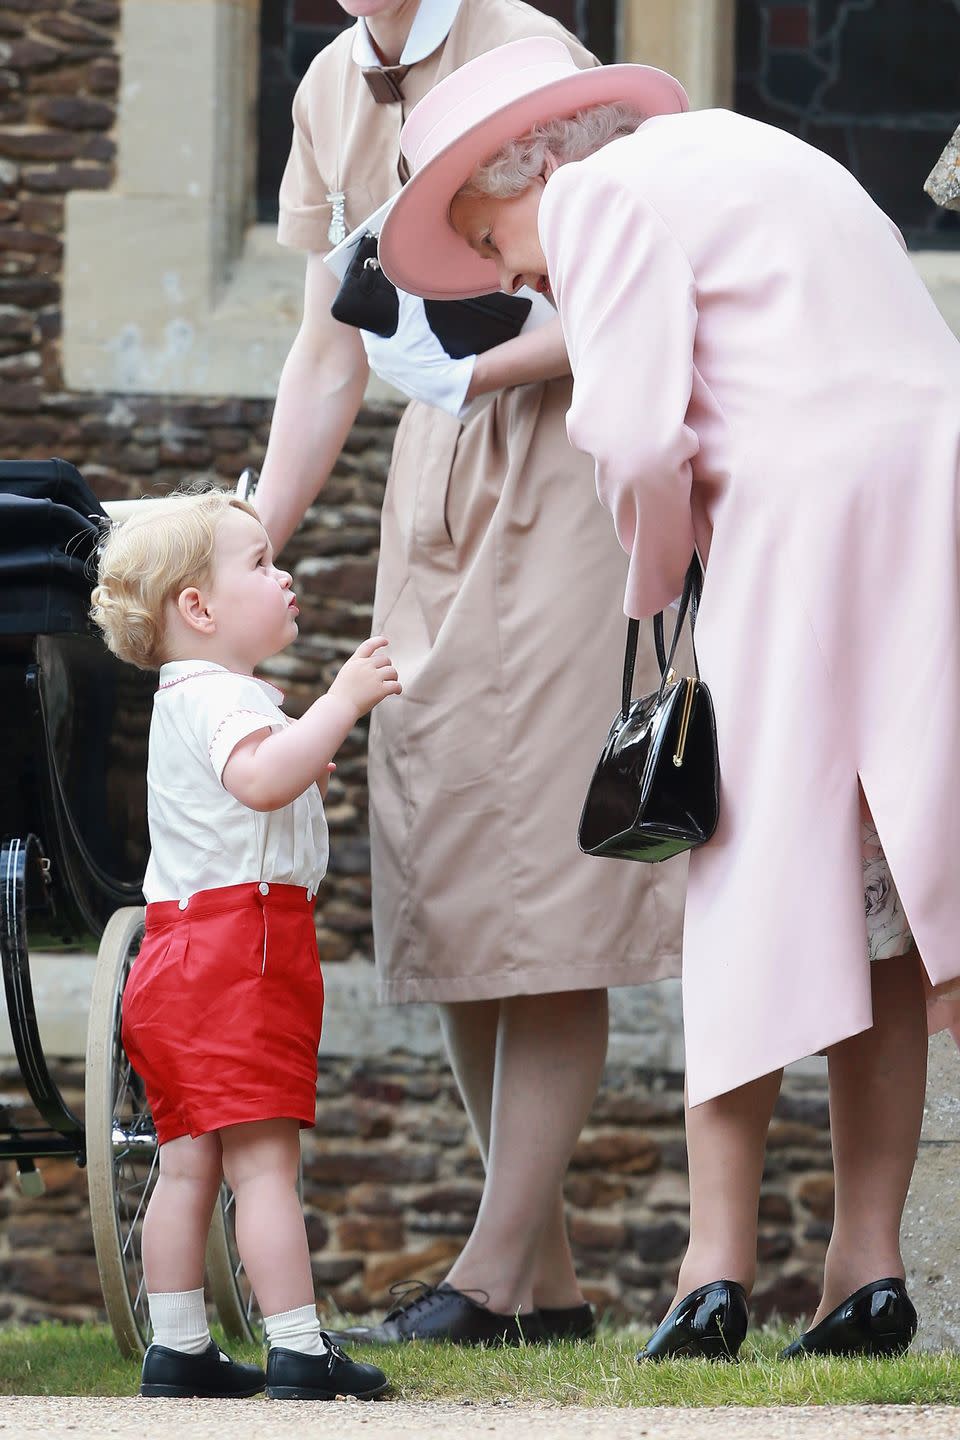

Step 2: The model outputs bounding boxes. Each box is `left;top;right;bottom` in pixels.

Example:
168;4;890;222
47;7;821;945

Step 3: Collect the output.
236;468;260;503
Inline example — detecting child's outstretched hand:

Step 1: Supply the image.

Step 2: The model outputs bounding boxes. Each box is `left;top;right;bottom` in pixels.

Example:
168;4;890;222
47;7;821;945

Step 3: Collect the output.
329;636;402;719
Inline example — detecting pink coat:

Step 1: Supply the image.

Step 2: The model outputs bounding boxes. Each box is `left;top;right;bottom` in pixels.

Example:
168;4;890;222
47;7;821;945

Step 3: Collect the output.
539;109;960;1105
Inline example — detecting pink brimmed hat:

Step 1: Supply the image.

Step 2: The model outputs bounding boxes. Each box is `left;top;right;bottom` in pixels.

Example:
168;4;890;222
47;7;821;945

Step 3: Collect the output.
378;37;688;301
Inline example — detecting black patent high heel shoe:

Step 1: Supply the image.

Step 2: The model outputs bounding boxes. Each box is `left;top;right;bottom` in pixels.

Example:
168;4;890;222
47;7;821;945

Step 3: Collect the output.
781;1277;918;1359
637;1280;749;1362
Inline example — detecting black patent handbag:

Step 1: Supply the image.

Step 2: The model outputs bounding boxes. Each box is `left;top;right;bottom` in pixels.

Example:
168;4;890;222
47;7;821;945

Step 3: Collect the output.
330;233;400;338
578;556;720;863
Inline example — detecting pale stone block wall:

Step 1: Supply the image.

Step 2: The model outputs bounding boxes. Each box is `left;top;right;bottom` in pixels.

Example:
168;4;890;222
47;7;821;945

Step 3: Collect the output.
2;952;688;1069
6;953;841;1078
913;252;960;342
62;0;402;401
62;0;294;397
621;0;735;111
903;1030;960;1350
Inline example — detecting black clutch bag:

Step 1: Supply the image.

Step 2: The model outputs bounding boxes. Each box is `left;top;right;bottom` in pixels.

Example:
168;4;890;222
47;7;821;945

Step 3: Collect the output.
330;232;532;353
330;233;399;338
578;557;720;863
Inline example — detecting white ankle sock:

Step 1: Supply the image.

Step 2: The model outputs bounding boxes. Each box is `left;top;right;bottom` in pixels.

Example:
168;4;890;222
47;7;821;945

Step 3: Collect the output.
147;1288;211;1356
264;1303;329;1357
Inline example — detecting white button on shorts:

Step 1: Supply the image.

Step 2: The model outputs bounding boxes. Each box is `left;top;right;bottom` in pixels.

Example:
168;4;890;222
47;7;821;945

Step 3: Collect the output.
178;898;188;911
258;882;270;895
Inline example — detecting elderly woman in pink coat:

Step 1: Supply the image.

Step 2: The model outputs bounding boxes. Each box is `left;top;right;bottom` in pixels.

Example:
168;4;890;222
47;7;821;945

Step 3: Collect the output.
377;37;960;1360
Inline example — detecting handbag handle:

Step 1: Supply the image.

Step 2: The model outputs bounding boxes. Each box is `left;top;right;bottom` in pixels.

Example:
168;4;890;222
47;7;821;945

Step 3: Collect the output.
620;556;703;721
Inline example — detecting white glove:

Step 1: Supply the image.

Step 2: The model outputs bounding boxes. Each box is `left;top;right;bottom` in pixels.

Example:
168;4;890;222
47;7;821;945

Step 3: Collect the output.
361;289;477;420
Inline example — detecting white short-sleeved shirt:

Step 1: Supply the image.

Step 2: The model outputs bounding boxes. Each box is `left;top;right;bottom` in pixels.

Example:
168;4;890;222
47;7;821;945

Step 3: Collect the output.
143;661;329;906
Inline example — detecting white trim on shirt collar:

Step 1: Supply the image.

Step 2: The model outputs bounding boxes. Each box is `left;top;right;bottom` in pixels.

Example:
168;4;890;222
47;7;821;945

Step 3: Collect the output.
351;0;463;69
157;660;285;707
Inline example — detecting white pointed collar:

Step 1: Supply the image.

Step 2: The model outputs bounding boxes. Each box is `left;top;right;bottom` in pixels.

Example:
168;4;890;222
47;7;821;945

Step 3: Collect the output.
351;0;463;69
157;660;285;707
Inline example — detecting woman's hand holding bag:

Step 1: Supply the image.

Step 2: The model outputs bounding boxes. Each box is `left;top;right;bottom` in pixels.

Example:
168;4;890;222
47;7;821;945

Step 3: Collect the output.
578;556;720;863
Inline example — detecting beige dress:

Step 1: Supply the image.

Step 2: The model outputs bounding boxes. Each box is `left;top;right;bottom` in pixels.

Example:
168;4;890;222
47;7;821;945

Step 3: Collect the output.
278;0;685;1004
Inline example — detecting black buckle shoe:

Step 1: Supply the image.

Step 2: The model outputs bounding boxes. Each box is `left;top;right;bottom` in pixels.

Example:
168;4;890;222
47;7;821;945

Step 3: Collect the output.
538;1302;596;1342
265;1338;390;1400
781;1277;918;1359
324;1280;545;1347
140;1338;266;1397
637;1280;749;1363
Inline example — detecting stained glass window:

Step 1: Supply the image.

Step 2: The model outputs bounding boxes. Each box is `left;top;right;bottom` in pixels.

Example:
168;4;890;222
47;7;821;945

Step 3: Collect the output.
735;0;960;249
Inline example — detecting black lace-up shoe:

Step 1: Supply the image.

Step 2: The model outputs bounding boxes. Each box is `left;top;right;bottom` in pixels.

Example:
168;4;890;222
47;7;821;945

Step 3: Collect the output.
140;1338;266;1397
637;1280;749;1362
324;1281;545;1346
781;1277;918;1359
538;1303;596;1342
265;1338;389;1400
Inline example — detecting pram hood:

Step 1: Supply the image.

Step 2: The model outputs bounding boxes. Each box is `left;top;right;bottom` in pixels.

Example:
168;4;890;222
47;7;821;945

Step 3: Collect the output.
0;458;106;636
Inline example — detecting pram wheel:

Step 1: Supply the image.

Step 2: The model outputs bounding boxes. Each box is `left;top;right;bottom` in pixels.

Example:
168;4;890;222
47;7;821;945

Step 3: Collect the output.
85;906;154;1356
85;906;258;1355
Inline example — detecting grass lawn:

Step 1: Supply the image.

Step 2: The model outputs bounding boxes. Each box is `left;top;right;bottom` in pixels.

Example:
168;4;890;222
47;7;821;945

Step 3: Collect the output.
1;1322;960;1406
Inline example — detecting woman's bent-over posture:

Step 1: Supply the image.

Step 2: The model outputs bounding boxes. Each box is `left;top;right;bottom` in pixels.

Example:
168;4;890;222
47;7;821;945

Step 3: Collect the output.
380;36;960;1360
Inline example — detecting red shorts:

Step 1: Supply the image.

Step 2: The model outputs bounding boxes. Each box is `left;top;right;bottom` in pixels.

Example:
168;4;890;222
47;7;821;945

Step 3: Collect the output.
122;882;324;1146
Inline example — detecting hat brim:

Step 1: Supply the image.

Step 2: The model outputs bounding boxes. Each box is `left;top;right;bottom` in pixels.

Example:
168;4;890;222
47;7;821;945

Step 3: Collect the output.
378;64;688;301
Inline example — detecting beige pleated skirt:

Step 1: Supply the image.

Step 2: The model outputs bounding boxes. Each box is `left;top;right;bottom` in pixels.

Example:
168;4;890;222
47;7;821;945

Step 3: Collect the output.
367;380;688;1005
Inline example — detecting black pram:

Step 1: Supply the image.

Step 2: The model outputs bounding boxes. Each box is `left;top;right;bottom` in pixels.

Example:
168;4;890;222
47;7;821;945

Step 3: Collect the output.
0;459;255;1354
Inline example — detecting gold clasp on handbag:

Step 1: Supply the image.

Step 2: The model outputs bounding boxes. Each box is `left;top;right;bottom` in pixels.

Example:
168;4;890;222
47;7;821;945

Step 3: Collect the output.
673;678;696;768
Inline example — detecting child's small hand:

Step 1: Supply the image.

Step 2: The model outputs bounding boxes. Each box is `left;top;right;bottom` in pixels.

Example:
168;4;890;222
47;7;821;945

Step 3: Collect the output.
319;762;336;801
328;636;402;719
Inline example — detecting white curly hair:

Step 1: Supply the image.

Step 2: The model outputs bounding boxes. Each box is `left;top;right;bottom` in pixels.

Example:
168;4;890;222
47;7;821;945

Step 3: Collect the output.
458;102;646;200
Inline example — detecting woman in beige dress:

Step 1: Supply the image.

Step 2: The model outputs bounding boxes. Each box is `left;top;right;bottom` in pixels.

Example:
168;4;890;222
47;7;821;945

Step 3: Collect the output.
254;0;685;1345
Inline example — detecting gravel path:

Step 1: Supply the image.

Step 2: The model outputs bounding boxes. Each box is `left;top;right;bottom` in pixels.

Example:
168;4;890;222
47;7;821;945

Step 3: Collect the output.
2;1400;960;1440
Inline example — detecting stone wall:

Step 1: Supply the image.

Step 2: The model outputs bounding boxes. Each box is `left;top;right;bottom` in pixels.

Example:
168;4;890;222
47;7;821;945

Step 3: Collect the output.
0;1057;833;1329
903;1030;960;1351
0;0;838;1340
0;0;403;966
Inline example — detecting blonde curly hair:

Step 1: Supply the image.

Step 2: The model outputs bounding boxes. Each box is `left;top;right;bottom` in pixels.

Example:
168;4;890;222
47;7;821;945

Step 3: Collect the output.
90;489;261;671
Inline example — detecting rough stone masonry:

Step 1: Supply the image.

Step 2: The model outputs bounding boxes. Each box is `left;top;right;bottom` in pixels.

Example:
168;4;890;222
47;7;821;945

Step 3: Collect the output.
0;1056;836;1330
901;127;960;1350
0;0;842;1332
925;124;960;211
